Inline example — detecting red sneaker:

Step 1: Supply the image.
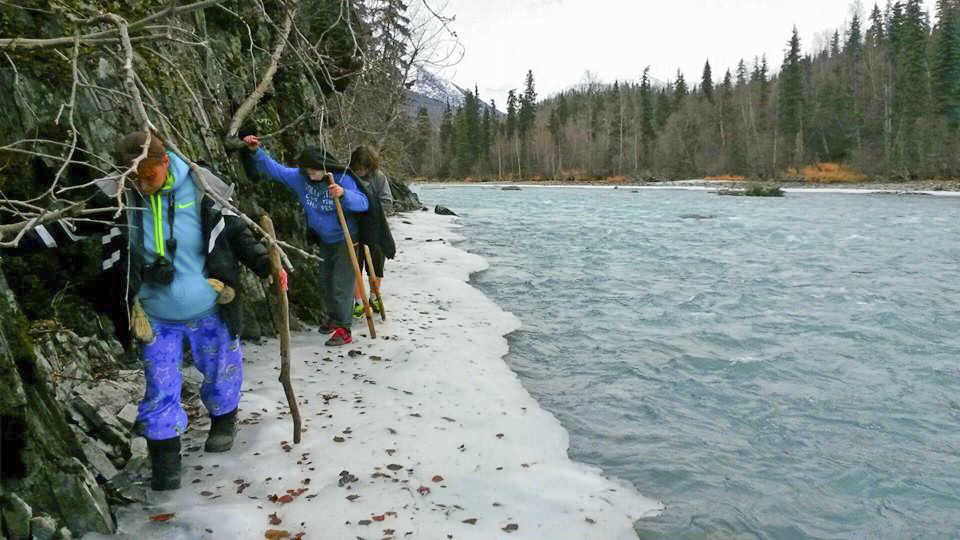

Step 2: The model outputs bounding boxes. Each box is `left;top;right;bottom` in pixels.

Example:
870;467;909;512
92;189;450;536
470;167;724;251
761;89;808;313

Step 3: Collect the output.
325;327;352;346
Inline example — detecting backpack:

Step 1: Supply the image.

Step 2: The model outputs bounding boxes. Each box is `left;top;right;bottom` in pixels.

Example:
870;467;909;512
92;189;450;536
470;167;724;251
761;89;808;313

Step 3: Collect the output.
352;176;396;259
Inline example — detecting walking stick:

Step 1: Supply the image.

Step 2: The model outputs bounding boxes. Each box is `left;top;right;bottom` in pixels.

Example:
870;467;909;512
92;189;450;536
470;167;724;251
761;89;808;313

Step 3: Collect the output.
259;214;302;444
326;173;376;338
363;244;386;321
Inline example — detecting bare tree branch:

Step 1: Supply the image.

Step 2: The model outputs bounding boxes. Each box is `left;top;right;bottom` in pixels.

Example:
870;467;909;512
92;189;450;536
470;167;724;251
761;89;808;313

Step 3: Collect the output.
0;201;85;247
0;0;227;50
225;1;298;140
40;33;82;202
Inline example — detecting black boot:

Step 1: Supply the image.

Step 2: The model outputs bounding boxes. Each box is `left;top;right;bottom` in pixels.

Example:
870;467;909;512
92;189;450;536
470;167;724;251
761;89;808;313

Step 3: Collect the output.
205;409;237;453
147;436;181;491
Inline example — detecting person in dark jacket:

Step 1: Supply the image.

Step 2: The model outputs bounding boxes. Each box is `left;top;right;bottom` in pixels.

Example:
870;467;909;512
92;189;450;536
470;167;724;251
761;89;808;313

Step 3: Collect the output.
348;145;393;316
13;131;280;492
241;134;368;346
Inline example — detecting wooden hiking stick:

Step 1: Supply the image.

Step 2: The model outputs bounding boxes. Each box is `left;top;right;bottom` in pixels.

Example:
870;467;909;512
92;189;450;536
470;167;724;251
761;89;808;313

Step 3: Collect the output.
363;244;386;321
326;173;376;338
259;214;302;444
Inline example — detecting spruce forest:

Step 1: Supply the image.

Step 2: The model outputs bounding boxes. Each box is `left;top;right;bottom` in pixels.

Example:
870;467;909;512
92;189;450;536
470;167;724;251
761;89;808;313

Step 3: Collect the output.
403;0;960;182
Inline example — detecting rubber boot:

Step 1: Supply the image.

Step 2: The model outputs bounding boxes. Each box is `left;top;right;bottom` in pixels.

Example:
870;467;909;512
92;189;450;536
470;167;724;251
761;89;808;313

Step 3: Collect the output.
204;408;237;453
147;436;181;491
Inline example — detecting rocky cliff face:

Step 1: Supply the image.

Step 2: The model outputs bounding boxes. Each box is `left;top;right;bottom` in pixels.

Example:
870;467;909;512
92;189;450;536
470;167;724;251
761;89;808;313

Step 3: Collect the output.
0;0;418;333
1;265;119;538
0;2;421;536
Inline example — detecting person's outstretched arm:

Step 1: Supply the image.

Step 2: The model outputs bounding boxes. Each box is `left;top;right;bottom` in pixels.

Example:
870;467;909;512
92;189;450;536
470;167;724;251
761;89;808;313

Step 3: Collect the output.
242;135;303;191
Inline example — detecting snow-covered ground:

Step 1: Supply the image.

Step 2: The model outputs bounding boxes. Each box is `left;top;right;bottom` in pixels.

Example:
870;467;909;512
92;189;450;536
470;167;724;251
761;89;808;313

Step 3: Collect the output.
95;212;662;540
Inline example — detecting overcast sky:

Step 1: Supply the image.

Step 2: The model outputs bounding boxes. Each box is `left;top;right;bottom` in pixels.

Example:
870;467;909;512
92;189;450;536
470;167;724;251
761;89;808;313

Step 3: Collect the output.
434;0;939;107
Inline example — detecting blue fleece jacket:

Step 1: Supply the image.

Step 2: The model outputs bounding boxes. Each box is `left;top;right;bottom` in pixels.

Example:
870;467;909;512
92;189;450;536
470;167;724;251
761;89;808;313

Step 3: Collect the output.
137;152;219;321
249;147;368;244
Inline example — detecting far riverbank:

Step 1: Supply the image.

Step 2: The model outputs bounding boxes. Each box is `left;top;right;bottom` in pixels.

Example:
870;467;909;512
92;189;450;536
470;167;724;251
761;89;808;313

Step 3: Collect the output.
415;178;960;196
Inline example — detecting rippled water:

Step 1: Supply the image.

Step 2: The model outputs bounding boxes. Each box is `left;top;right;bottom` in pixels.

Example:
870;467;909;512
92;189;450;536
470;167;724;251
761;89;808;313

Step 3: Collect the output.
415;185;960;539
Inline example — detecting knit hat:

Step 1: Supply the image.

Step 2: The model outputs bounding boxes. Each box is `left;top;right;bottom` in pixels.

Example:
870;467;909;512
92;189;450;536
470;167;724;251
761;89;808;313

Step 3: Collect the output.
114;131;166;168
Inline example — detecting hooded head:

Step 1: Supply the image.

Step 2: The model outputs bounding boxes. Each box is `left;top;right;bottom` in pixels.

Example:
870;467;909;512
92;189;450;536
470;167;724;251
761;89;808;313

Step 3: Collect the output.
296;147;347;181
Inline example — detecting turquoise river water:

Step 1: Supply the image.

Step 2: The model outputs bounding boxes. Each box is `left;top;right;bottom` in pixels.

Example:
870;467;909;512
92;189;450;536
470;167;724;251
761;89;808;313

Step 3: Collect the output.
415;185;960;539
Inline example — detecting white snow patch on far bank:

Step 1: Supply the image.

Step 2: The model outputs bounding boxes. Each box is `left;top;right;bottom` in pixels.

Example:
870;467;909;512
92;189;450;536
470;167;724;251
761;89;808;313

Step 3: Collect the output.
91;212;662;540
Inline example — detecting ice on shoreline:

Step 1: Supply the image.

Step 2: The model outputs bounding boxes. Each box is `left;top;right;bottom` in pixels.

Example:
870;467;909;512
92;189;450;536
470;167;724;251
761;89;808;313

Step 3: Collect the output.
95;213;661;539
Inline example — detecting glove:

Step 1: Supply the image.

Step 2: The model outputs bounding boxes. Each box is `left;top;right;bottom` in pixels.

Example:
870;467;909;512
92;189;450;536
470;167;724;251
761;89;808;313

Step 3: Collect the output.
131;299;154;343
207;278;236;304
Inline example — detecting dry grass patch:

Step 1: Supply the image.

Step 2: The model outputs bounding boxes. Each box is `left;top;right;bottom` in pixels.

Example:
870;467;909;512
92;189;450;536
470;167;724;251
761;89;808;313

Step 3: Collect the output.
606;175;628;184
789;163;868;183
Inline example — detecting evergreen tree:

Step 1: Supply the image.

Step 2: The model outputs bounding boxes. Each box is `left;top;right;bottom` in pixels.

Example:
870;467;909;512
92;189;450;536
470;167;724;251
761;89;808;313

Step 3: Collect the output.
363;0;413;122
466;85;482;166
506;88;522;176
867;3;886;46
846;13;864;58
488;98;499;149
779;27;806;159
889;0;931;167
607;81;623;172
506;89;518;139
411;106;431;174
759;55;771;111
655;86;672;130
736;59;748;88
701;60;714;102
933;0;960;126
556;92;570;126
452;104;469;174
640;67;656;165
720;69;735;147
675;69;689;108
830;30;842;57
481;104;491;162
519;69;538;138
751;55;763;83
438;102;454;176
893;0;930;122
589;92;605;142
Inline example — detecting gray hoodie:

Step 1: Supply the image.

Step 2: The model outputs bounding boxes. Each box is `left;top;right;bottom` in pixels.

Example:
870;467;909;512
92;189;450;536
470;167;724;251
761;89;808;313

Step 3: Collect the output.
359;169;394;214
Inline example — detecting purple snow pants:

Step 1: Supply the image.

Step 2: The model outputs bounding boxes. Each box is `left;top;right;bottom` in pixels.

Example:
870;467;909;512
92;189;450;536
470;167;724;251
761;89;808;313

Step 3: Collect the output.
136;312;243;441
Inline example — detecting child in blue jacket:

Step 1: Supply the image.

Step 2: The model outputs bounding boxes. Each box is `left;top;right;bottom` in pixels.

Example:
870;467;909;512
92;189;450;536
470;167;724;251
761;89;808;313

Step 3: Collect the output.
242;135;368;345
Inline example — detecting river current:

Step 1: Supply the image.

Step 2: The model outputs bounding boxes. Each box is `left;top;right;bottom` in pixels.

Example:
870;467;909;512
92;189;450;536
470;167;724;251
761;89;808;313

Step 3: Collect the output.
415;185;960;539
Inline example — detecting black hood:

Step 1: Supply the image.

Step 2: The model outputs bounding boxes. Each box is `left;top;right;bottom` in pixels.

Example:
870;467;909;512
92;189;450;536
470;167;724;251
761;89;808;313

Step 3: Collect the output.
296;147;347;172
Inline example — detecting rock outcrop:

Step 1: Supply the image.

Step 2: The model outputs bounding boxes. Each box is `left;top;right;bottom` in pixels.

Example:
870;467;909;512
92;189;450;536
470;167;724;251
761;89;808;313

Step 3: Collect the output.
1;266;117;537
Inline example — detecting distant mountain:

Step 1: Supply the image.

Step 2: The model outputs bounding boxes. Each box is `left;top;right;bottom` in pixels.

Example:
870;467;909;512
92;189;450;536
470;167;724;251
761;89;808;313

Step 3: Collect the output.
406;68;498;125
